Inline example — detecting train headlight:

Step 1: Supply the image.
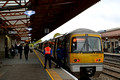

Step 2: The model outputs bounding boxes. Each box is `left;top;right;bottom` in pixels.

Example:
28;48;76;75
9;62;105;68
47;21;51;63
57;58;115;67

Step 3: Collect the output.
95;58;101;62
74;59;80;62
77;59;80;62
74;59;77;62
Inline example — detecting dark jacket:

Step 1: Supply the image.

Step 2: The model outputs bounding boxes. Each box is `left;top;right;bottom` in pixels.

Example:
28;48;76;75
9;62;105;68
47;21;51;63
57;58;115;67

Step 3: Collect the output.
56;48;63;59
24;44;29;54
18;45;23;53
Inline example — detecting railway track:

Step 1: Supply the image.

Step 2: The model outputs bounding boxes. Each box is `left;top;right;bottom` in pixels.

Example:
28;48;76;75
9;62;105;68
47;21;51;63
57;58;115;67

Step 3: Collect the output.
100;53;120;80
102;65;120;80
104;60;120;68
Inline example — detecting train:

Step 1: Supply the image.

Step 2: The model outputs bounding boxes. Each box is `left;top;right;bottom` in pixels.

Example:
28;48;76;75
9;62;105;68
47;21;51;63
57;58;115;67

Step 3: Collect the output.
37;28;104;77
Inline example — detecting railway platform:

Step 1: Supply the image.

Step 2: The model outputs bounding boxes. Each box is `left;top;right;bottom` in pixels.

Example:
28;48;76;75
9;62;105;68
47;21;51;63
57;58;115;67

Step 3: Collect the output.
0;49;76;80
104;52;120;56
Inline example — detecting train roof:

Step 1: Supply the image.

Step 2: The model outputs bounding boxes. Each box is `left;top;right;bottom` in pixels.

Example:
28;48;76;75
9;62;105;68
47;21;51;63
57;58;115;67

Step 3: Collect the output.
68;28;99;34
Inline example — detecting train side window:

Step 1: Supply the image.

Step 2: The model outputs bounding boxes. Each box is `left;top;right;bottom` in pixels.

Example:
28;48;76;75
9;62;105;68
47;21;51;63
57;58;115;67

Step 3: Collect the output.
115;41;118;47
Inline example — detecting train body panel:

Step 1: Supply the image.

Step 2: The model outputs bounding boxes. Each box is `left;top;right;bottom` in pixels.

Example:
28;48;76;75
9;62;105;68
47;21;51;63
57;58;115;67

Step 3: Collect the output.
69;53;104;63
70;63;103;72
67;32;104;75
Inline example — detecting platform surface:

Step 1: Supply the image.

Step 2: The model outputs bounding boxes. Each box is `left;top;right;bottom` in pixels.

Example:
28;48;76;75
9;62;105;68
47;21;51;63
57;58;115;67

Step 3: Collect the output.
0;49;76;80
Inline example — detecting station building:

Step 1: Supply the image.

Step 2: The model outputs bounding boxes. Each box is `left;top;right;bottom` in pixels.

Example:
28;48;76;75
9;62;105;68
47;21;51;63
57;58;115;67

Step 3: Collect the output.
101;28;120;53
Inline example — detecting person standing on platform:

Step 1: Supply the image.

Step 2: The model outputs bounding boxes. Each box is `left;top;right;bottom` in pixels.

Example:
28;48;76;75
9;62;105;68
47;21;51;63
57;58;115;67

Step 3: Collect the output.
9;45;15;58
44;44;52;69
55;45;63;68
24;44;29;60
15;44;19;56
18;44;23;59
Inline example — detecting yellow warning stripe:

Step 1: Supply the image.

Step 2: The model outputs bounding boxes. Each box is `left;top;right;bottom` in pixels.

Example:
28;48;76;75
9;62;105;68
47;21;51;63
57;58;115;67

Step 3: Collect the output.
48;69;63;80
34;50;54;80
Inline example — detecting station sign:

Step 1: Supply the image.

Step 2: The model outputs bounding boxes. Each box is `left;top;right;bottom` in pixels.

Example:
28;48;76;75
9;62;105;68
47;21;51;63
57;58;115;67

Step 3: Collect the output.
44;28;49;33
21;37;29;40
8;31;17;34
19;41;25;43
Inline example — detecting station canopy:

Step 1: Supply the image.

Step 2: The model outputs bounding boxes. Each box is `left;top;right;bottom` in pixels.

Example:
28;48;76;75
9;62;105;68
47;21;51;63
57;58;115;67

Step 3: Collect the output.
101;28;120;39
0;0;100;42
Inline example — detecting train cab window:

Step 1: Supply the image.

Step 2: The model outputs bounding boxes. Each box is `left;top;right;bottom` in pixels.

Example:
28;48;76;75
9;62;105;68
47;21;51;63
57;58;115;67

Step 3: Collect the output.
72;37;87;53
71;37;102;53
87;37;102;52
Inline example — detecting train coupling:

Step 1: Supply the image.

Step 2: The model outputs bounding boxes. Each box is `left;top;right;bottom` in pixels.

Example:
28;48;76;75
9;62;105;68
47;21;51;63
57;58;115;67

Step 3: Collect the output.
80;66;96;77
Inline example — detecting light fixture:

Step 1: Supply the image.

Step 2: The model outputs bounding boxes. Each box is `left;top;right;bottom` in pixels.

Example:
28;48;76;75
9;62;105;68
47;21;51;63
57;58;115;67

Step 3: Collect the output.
28;34;32;36
28;37;31;39
24;2;36;16
26;28;32;31
26;25;33;31
24;10;35;16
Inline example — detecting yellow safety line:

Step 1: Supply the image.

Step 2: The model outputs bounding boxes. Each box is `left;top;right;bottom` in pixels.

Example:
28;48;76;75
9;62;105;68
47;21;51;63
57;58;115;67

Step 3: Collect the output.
34;50;54;80
34;50;44;66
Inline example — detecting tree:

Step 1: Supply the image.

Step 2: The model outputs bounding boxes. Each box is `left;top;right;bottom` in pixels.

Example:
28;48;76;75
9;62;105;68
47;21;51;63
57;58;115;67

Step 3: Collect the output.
53;33;61;38
35;39;42;44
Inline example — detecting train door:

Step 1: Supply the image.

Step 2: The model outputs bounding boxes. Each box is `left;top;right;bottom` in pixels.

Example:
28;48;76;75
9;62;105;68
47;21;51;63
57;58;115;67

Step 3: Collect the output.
53;39;56;59
39;43;43;52
60;36;67;65
54;38;59;60
65;35;71;66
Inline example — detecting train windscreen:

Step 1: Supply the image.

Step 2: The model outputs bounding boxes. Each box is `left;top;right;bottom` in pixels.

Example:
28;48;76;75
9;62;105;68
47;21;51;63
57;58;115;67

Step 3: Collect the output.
71;37;102;53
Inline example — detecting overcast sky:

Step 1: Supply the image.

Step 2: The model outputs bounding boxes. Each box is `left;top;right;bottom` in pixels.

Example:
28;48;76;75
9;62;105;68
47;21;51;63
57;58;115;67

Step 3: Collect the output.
41;0;120;41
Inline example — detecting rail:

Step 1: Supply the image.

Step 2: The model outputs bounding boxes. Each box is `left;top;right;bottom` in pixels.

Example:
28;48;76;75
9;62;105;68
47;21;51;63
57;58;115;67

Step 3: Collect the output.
102;53;120;80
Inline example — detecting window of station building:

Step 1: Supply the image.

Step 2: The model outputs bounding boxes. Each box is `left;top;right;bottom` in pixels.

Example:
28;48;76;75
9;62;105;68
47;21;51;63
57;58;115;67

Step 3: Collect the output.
115;41;118;47
111;42;114;48
105;42;107;49
103;42;105;49
107;42;110;48
103;41;107;49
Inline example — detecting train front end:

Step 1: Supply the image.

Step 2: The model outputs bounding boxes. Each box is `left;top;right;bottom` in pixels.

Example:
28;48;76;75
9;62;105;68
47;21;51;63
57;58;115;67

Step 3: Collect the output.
69;34;104;77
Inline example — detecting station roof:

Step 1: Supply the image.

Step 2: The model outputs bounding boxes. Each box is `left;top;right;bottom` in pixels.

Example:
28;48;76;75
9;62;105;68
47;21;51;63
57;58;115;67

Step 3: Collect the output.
101;28;120;39
0;0;100;42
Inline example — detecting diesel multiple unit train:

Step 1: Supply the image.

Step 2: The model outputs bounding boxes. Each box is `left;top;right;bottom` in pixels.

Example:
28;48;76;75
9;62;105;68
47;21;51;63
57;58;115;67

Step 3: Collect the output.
37;28;104;77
